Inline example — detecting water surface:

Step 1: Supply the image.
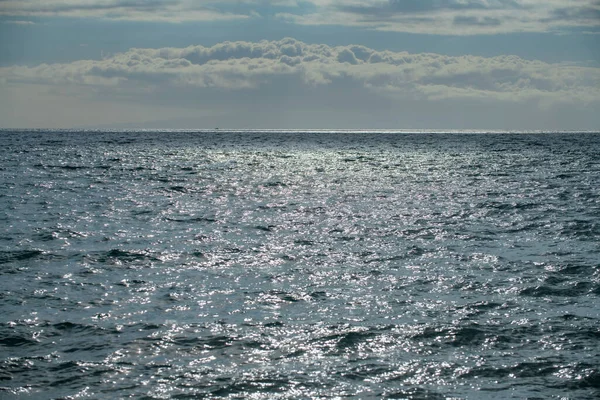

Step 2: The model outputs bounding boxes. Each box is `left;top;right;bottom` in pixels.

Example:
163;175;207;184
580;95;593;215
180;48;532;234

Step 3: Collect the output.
0;130;599;399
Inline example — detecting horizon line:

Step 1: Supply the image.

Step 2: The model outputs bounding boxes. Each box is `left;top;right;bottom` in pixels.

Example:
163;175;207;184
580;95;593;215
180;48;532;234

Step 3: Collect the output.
1;128;598;134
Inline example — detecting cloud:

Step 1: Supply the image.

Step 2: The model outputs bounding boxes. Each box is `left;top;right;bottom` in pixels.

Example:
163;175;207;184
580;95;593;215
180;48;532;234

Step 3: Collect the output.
336;0;525;16
0;0;254;22
453;16;502;27
2;38;598;101
1;1;599;34
0;0;313;23
281;0;600;35
1;38;599;128
1;19;35;25
546;5;600;23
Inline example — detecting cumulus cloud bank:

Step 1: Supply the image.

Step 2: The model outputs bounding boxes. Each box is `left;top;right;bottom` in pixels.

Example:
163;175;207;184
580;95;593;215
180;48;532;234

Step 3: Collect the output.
1;0;599;34
1;38;599;128
2;38;598;103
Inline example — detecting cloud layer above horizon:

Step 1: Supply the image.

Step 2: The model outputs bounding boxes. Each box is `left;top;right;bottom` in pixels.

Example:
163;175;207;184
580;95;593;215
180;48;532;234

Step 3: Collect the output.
1;38;599;129
3;38;599;102
1;0;599;35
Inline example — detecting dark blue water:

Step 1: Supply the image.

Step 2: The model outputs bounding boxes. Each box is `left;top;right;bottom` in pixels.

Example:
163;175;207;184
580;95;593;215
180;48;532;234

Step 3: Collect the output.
0;130;599;399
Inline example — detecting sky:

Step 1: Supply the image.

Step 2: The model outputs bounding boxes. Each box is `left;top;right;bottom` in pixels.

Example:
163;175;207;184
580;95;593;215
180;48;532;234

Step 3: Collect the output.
0;0;599;130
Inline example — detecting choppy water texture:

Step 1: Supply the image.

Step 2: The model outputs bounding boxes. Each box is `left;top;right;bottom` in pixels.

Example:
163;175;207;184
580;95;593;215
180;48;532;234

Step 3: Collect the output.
0;130;599;399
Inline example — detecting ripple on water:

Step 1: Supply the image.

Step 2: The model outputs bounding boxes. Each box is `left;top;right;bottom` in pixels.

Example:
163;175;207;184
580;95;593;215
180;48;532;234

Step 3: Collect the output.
0;131;599;399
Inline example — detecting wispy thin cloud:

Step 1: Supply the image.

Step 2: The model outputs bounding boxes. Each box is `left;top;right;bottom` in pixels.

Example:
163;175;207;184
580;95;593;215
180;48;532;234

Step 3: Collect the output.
2;19;36;25
282;0;600;35
0;0;252;22
0;1;599;34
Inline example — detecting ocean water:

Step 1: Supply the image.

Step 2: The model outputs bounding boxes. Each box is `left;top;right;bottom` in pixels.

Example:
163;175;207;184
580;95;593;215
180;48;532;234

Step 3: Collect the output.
0;130;599;399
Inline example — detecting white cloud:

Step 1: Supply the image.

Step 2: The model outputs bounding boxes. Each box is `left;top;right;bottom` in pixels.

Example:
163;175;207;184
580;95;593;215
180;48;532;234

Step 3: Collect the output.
1;38;599;128
1;1;598;34
3;39;598;100
0;0;252;22
280;0;600;35
1;20;36;25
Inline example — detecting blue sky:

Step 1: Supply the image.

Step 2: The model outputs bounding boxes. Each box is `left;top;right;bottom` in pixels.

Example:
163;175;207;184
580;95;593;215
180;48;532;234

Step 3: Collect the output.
1;0;599;129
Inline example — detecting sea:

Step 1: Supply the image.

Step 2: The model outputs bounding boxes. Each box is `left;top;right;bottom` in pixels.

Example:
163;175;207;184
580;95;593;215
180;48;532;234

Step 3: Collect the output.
0;130;599;399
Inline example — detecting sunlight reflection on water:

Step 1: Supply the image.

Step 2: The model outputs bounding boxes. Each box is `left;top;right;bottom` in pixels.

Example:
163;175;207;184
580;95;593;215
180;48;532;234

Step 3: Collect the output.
0;130;599;399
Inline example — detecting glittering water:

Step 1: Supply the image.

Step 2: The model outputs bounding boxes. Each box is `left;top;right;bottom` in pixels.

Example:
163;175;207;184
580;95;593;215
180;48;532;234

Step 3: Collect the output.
0;130;599;399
